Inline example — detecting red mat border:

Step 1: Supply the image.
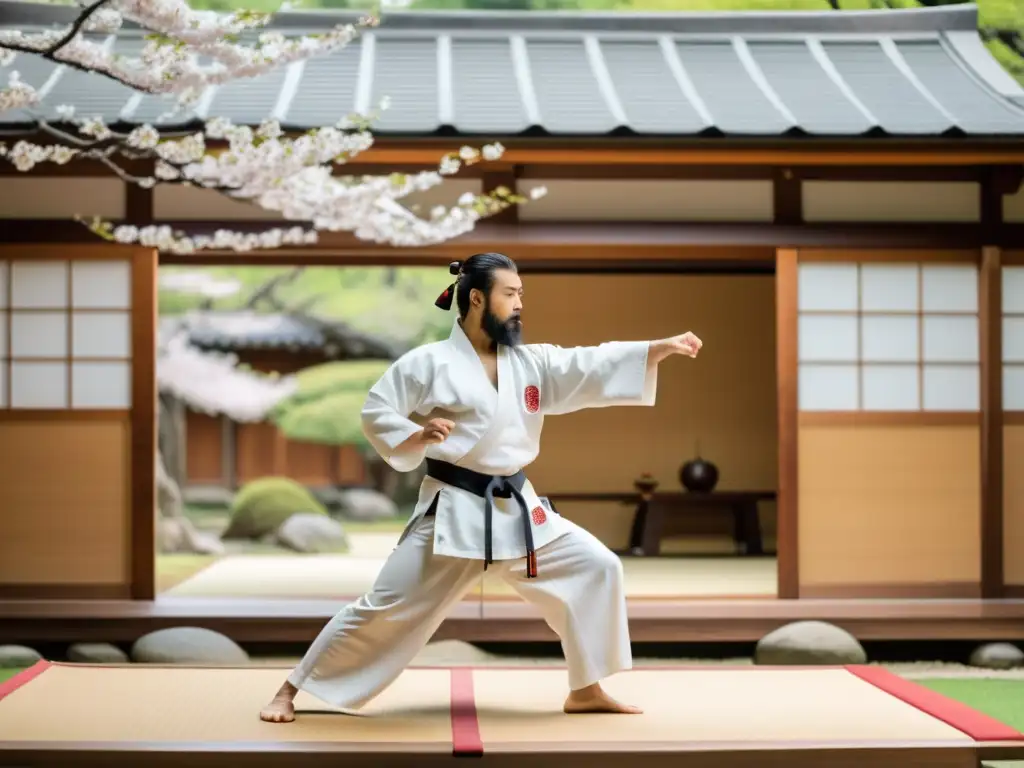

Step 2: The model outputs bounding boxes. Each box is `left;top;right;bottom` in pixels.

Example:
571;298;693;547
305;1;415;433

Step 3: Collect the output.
0;660;51;703
845;665;1024;742
450;668;483;756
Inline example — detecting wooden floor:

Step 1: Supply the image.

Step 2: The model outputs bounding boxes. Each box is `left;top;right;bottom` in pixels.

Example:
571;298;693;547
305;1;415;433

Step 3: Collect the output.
3;596;1024;644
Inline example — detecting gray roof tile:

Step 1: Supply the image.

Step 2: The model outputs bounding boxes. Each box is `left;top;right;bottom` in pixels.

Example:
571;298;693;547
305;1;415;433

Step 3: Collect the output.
896;39;1024;134
2;1;1023;138
675;41;794;135
602;39;709;134
746;41;874;135
527;39;618;134
285;40;361;127
450;38;530;133
819;40;956;135
372;36;442;132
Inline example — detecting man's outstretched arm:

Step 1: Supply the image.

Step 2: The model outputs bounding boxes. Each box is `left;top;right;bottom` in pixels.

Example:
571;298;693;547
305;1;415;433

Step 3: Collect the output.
526;332;702;417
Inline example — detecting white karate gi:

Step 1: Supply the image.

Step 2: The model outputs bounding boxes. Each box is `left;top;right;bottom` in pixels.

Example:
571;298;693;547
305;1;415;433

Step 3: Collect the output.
287;318;658;710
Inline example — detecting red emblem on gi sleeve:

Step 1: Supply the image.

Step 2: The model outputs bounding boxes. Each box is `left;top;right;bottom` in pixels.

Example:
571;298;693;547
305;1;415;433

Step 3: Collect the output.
524;385;541;414
531;506;547;525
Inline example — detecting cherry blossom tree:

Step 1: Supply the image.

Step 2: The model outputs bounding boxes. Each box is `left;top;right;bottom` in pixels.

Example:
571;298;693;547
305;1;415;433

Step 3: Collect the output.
0;0;546;253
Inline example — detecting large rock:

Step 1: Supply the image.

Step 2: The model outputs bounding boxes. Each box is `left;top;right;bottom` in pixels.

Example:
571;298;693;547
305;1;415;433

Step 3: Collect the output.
969;642;1024;670
275;513;349;554
67;643;129;664
337;488;399;522
0;644;42;667
754;621;867;665
157;517;225;556
130;627;249;665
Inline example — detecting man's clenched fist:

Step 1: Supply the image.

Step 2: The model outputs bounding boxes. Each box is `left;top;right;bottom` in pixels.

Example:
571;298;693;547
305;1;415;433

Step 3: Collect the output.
415;418;455;445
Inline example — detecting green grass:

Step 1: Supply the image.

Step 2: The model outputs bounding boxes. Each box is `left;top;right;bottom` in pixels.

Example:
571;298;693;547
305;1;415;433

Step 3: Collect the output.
0;667;25;684
916;678;1024;732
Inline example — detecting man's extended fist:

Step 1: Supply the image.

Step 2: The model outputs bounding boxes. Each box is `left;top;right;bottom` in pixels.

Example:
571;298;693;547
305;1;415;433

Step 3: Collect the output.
670;332;702;358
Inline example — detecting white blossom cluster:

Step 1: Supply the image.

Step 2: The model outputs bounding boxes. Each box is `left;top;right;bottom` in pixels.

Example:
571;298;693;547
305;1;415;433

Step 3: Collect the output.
0;0;548;252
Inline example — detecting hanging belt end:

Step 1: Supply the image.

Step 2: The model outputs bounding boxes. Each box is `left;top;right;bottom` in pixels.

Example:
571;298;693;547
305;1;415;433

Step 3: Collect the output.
526;551;537;579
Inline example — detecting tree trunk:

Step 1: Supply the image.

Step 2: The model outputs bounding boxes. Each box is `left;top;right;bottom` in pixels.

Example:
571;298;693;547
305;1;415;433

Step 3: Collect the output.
155;445;225;556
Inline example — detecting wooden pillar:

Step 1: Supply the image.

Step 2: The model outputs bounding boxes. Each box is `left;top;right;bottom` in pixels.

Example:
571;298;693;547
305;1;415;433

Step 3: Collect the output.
273;428;288;476
172;398;187;486
775;248;800;599
980;246;1003;598
130;246;158;601
221;415;236;490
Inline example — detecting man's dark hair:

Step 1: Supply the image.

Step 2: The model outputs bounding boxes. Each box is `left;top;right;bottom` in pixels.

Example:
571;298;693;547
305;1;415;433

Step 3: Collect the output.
435;252;518;316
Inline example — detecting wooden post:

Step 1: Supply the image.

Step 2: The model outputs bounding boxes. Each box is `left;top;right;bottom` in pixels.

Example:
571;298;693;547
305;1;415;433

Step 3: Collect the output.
130;246;158;601
775;248;800;599
980;246;1003;598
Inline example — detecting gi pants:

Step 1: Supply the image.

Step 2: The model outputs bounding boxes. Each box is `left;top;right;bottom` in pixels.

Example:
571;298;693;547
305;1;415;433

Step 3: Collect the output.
286;515;631;710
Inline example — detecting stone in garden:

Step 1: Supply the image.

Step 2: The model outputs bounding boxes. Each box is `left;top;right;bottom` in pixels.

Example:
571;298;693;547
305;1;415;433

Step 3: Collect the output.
754;621;867;665
337;488;399;522
130;627;249;665
0;644;43;667
67;643;129;664
275;513;349;553
969;642;1024;670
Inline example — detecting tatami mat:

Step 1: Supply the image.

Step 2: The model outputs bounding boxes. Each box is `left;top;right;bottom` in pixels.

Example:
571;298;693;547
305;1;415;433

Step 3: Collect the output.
0;664;452;745
1;662;1022;764
472;667;973;747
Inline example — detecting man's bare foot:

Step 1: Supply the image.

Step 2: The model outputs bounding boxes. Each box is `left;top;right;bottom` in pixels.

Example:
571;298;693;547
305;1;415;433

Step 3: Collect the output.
563;683;643;714
260;681;298;723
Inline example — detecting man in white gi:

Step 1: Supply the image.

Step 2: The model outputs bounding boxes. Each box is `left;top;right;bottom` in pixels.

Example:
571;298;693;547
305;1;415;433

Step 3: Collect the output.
260;252;702;723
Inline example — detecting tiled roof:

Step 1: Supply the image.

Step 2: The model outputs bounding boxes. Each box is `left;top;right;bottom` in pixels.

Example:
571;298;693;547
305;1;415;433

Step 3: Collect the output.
2;2;1023;137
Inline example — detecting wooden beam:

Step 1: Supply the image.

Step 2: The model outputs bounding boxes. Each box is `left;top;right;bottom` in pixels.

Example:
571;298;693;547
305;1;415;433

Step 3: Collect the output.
125;172;154;226
6;135;1024;167
5;220;1024;261
775;248;799;600
980;245;1004;599
2;161;990;181
773;167;802;226
481;168;519;226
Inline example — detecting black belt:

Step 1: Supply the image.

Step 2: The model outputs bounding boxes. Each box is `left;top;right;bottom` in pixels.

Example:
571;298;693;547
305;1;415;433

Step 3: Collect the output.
425;458;537;578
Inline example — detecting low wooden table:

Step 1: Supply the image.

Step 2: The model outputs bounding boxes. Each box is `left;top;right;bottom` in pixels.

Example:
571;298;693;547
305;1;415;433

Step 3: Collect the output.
544;490;777;557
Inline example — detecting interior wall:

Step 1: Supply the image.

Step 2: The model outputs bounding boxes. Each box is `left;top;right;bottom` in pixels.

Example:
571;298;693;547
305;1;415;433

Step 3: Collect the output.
802;181;981;223
798;424;980;594
0;178;125;219
0;419;130;588
517;180;774;222
523;273;778;553
1005;188;1024;224
1005;425;1024;586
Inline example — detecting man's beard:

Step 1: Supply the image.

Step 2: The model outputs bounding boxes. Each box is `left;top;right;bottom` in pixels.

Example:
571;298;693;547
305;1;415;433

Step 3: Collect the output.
482;303;522;347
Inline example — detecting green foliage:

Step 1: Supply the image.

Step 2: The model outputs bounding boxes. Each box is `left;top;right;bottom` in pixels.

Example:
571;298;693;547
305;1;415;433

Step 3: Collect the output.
271;359;391;446
222;476;328;539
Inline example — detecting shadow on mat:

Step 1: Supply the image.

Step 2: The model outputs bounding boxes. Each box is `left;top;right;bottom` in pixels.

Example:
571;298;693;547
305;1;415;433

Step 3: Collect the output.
295;706;453;718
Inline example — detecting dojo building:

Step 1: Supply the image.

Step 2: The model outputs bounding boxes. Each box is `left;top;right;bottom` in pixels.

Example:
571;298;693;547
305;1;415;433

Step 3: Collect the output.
1;0;1024;643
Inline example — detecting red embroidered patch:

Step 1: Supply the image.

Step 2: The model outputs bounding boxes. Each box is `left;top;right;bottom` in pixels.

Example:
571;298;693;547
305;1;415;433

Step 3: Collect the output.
531;506;547;526
524;385;540;414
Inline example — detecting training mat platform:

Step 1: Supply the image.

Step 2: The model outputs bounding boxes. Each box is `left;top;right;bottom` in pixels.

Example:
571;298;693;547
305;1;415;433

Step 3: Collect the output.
1;662;1023;768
